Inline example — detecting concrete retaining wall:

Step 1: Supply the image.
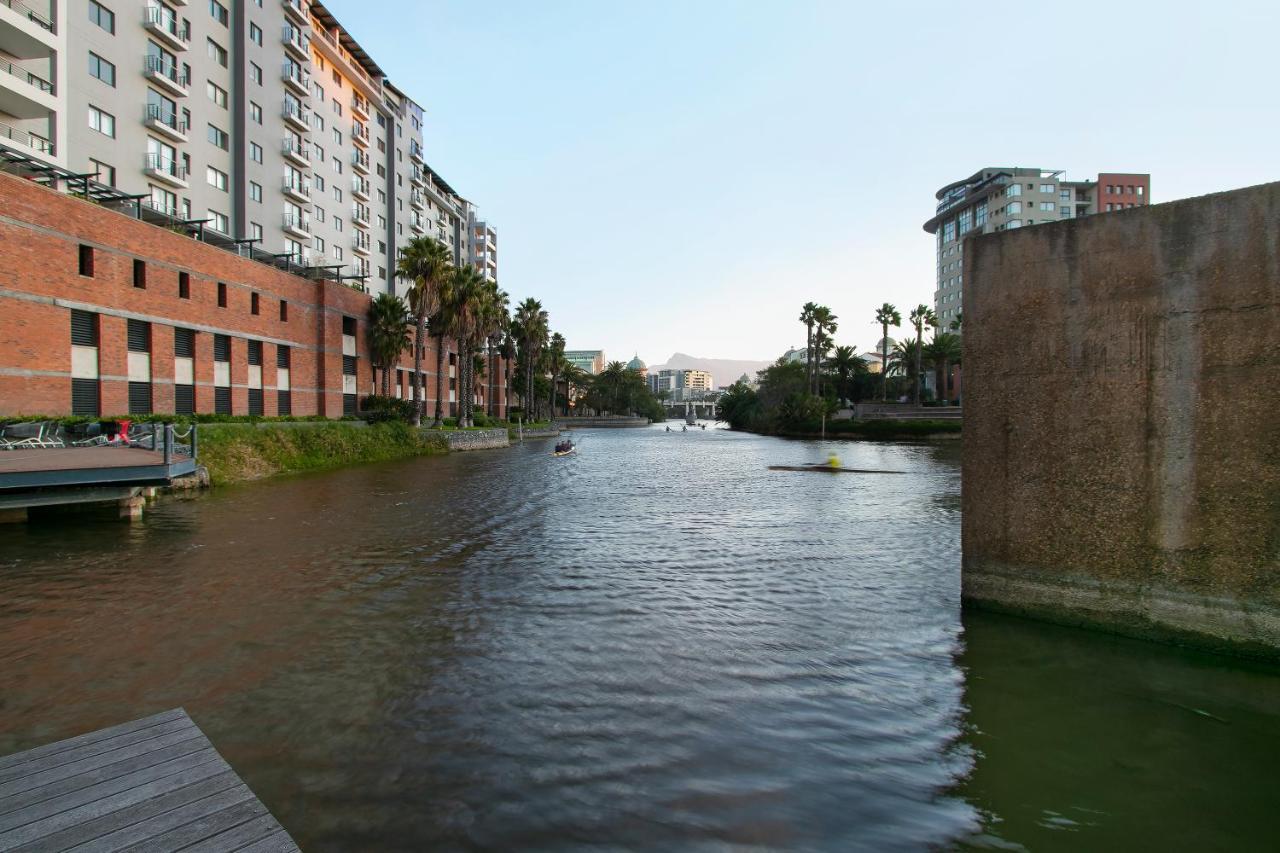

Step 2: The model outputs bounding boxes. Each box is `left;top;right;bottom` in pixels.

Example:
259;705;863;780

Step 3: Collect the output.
963;181;1280;656
556;417;649;428
443;428;510;451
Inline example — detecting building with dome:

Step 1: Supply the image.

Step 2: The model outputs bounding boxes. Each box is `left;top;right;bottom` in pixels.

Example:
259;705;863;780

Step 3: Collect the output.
627;355;648;379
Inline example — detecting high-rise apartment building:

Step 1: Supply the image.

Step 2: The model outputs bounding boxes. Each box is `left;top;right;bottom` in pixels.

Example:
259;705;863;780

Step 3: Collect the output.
0;0;490;296
923;167;1150;326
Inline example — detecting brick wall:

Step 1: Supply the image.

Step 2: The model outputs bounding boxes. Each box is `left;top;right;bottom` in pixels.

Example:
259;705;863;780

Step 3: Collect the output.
0;173;508;419
962;180;1280;655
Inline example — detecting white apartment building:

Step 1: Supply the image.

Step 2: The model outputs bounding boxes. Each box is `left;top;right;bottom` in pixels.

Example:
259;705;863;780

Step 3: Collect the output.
0;0;490;294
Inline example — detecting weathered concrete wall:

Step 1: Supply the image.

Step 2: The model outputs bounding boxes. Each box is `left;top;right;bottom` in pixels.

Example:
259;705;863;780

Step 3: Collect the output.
962;182;1280;656
443;428;510;452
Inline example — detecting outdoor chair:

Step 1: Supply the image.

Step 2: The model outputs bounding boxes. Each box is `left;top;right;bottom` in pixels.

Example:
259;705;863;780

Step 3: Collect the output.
69;422;109;446
0;422;63;449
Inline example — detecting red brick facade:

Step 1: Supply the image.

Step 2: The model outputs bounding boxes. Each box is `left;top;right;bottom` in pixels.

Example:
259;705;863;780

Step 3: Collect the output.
0;173;509;419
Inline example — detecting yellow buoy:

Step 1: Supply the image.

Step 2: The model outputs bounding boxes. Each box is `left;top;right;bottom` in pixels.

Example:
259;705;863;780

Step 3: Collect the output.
827;453;841;469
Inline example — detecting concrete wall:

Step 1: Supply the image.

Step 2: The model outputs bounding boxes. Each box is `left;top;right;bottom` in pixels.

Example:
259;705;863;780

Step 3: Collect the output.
443;428;509;452
962;181;1280;656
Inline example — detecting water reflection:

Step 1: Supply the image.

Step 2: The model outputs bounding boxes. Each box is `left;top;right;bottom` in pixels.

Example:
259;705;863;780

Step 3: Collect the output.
0;428;1275;850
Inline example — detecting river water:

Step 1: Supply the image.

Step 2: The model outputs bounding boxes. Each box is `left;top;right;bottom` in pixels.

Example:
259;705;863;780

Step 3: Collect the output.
1;426;1277;851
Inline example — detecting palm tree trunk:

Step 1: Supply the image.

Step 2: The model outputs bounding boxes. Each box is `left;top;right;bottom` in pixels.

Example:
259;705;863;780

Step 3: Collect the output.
432;337;445;427
880;322;889;402
913;327;922;405
487;342;495;418
805;322;813;396
411;314;426;426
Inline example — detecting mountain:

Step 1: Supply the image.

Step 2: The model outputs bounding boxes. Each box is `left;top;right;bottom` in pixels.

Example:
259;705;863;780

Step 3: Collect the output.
648;353;774;387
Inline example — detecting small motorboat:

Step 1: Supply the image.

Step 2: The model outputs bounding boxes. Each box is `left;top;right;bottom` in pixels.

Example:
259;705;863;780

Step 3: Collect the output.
552;440;576;457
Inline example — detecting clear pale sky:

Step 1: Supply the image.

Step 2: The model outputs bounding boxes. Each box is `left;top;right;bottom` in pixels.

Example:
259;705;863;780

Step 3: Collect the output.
327;0;1279;364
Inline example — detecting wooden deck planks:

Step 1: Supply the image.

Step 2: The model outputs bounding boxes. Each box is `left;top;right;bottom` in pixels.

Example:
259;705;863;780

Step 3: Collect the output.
0;710;298;852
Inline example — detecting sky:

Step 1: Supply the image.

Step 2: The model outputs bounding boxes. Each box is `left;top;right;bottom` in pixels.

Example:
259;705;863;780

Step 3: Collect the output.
326;0;1280;366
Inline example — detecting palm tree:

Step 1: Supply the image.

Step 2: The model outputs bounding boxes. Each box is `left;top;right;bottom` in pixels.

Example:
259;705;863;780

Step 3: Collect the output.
395;236;453;426
366;292;410;398
908;304;937;405
445;265;487;427
513;297;548;419
799;302;818;395
545;332;566;419
950;311;963;332
599;361;628;414
811;305;838;395
873;302;902;402
924;332;962;405
826;345;865;406
561;363;591;416
887;338;920;378
499;328;517;419
484;287;510;419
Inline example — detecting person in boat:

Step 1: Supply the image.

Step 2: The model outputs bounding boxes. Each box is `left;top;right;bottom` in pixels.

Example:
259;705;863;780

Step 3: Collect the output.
681;425;687;432
555;439;573;453
665;426;671;432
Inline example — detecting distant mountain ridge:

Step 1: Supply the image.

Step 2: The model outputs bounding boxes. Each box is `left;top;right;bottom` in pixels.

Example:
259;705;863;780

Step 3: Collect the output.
648;352;774;387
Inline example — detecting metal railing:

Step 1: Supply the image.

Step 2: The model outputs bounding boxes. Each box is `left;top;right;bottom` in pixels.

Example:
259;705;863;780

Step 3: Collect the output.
144;153;186;180
144;4;189;42
281;137;309;161
0;0;54;33
282;176;311;198
0;56;52;93
144;104;187;134
282;212;310;233
144;54;188;88
0;120;53;154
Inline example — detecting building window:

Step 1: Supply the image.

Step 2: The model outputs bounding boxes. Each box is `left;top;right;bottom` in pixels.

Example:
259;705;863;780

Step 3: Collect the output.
249;22;262;45
89;52;115;86
126;319;152;414
207;38;227;67
78;245;94;277
1039;201;1054;212
88;0;114;33
1106;203;1113;212
250;222;263;240
208;124;229;149
1060;189;1071;201
1137;186;1144;196
213;334;231;414
250;102;262;124
1006;201;1021;215
207;81;227;108
89;158;115;187
250;181;262;202
133;259;146;288
1060;206;1072;217
217;281;227;307
250;62;261;85
280;300;288;321
209;210;228;233
1039;184;1054;194
1006;184;1021;197
942;220;955;243
957;208;972;236
251;292;260;315
88;106;115;137
209;0;228;25
179;271;190;298
207;166;228;191
249;141;262;163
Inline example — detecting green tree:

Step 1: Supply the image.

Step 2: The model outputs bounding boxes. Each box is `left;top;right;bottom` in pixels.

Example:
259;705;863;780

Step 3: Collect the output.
366;292;410;398
799;302;818;396
513;298;549;419
826;345;866;406
395;236;453;426
908;304;937;405
811;305;838;395
874;302;902;402
950;310;963;332
546;332;566;418
484;287;510;419
924;331;962;405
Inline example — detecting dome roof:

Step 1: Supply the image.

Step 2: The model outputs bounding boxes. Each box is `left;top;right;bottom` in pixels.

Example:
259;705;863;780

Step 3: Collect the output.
627;354;646;370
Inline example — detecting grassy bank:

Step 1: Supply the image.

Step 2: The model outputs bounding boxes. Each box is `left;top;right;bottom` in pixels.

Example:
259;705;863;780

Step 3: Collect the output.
198;422;448;484
770;418;962;440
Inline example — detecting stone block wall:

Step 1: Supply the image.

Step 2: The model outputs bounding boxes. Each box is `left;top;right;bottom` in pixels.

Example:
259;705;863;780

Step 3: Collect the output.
962;181;1280;655
443;428;510;451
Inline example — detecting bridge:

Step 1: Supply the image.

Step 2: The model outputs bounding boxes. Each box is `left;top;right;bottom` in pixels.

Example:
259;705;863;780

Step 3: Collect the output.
665;400;718;420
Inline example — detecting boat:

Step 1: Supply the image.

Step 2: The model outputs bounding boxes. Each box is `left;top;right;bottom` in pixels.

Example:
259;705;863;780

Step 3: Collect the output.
767;464;905;474
552;442;576;457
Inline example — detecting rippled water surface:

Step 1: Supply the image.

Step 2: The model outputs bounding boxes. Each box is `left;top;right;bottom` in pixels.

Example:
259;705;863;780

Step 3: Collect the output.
1;427;1278;851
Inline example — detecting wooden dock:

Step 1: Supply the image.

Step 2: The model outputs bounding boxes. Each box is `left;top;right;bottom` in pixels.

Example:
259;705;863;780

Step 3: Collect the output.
0;448;196;491
0;709;298;852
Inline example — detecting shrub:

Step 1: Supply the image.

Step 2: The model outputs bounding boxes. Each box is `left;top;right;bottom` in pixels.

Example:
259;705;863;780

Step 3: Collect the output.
360;395;415;424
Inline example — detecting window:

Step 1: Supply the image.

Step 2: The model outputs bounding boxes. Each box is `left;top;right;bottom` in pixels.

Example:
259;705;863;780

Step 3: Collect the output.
1005;184;1021;197
149;186;177;216
179;271;190;298
1137;186;1144;196
314;115;324;132
88;106;115;137
250;181;262;202
314;206;325;223
217;281;227;307
314;236;325;253
334;187;343;203
249;22;262;44
89;1;114;33
1060;189;1071;201
1039;201;1054;212
312;82;324;101
209;210;228;233
250;102;261;124
1106;185;1114;194
333;101;343;117
208;0;228;26
249;62;261;85
208;123;228;149
335;246;343;261
249;141;263;163
1006;220;1021;229
207;81;227;108
78;245;94;277
1106;203;1114;212
942;220;955;243
133;259;146;288
1060;206;1072;217
1005;201;1021;215
332;128;341;146
1039;184;1054;194
957;208;972;236
207;166;228;191
314;176;325;192
250;222;262;240
332;156;342;174
207;38;227;67
89;158;115;187
280;300;288;321
313;143;324;161
89;52;115;86
175;328;195;414
251;293;260;315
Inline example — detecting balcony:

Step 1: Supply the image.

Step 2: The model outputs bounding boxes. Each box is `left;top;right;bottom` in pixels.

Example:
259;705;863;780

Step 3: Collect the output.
143;104;187;142
350;96;369;120
282;176;311;202
281;212;310;238
281;100;310;131
410;167;424;187
351;121;369;147
281;136;309;166
144;153;187;188
281;24;310;61
281;62;309;96
282;0;308;24
144;4;190;52
410;190;424;209
350;148;369;172
351;176;369;200
408;141;423;163
143;54;188;97
0;56;54;119
0;119;52;157
351;205;370;227
352;233;370;255
409;215;424;233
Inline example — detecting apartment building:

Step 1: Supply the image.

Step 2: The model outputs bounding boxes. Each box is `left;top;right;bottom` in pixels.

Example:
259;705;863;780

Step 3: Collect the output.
923;167;1150;326
648;369;714;401
565;350;605;375
468;216;497;282
0;0;489;295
